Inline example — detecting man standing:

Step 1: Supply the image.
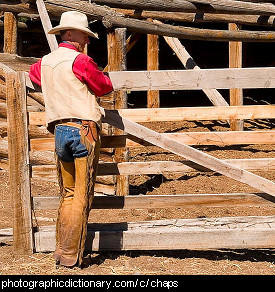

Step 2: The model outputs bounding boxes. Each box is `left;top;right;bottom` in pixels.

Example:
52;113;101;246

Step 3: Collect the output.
29;11;113;268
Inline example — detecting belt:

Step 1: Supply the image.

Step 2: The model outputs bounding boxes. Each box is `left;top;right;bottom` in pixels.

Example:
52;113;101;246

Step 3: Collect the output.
57;118;82;124
56;119;82;129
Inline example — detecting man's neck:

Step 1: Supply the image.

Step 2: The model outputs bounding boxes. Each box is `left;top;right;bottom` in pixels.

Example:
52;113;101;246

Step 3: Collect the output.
61;41;81;52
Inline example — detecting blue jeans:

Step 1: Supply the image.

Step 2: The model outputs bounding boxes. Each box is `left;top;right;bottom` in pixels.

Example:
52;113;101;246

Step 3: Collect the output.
55;125;88;162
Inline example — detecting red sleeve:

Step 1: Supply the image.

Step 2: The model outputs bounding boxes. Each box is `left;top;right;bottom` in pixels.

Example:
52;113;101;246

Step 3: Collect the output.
73;54;113;97
29;58;42;87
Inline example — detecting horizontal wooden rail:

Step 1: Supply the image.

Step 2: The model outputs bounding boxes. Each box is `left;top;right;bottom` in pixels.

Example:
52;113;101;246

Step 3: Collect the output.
114;105;275;122
108;67;275;91
34;216;275;251
3;216;275;250
26;67;275;92
32;193;275;211
102;130;275;148
29;130;275;151
28;105;275;125
31;158;275;178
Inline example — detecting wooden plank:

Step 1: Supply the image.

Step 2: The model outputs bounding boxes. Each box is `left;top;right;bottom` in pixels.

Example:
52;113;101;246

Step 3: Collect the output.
101;108;275;195
113;105;275;122
109;67;275;91
147;19;160;108
25;67;275;92
36;0;58;51
6;71;34;254
97;158;275;175
108;28;129;196
229;22;243;131
29;130;275;151
33;216;275;252
4;12;17;54
28;105;275;125
32;192;275;211
101;130;275;148
31;158;275;178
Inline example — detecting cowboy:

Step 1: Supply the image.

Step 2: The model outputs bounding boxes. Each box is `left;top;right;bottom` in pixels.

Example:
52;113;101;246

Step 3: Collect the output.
29;11;113;268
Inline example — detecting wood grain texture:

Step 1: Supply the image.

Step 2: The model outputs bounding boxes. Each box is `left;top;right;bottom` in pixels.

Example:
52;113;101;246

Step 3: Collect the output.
6;71;34;254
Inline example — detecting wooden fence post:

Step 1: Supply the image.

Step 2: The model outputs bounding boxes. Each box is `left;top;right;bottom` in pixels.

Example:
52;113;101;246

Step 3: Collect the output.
107;28;129;196
4;12;17;54
147;19;160;108
229;23;243;131
36;0;58;52
6;71;34;255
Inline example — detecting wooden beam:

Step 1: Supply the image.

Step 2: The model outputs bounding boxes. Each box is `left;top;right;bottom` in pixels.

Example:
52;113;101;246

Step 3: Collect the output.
29;130;275;151
119;130;275;147
6;71;34;255
147;19;160;108
115;9;275;27
36;0;58;51
229;22;243;131
3;12;17;54
108;28;129;196
187;0;275;15
101;108;275;195
110;105;275;122
28;105;275;125
32;216;275;252
102;13;275;42
84;0;275;15
31;158;275;178
97;158;275;175
108;67;275;91
32;193;275;211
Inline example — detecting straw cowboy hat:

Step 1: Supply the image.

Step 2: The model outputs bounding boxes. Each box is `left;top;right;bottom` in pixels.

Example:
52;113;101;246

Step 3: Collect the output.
48;11;98;39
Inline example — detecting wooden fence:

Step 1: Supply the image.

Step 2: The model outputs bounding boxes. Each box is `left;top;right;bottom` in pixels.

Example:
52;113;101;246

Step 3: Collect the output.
0;0;275;254
1;62;275;253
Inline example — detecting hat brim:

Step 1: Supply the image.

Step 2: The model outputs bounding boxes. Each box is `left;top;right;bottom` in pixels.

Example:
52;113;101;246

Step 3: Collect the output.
48;25;98;39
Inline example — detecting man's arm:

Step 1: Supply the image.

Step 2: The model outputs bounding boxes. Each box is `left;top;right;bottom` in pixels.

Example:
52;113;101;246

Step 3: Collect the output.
73;54;113;97
29;59;42;87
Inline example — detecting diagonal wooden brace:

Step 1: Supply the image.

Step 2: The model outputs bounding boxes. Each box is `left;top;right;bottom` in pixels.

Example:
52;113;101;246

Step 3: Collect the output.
101;107;275;196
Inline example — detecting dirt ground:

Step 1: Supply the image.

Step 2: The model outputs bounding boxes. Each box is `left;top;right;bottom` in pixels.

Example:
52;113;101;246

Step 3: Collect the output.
0;119;275;275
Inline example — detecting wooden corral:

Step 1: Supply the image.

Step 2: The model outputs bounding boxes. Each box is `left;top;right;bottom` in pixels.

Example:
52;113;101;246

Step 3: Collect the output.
0;0;275;255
